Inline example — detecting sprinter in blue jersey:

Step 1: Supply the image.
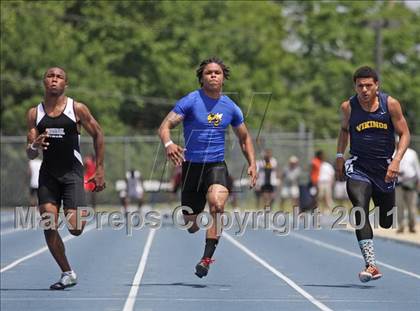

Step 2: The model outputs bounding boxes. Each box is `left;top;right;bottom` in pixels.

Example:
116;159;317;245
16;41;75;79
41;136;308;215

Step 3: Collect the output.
158;57;257;278
336;66;410;283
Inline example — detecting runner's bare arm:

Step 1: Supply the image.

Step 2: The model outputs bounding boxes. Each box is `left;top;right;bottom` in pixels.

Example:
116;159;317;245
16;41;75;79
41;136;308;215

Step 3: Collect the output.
336;101;351;180
385;97;410;182
233;123;257;187
26;107;49;159
158;112;186;166
388;97;410;162
75;102;105;191
158;111;183;145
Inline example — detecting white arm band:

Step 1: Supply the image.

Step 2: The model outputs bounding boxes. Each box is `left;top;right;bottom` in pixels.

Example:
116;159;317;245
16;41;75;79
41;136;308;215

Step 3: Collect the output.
29;143;38;151
164;140;174;148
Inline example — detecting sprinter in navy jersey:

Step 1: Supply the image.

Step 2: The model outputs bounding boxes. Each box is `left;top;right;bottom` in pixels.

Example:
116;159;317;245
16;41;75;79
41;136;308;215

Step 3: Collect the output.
26;67;105;289
336;66;410;283
158;57;257;278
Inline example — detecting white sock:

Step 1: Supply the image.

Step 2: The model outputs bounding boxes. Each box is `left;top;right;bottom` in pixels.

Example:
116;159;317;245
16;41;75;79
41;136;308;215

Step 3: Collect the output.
358;239;376;267
63;270;75;276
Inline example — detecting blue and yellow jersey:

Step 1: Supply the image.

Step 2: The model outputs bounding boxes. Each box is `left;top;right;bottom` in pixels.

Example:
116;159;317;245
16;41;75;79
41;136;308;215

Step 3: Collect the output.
172;89;244;163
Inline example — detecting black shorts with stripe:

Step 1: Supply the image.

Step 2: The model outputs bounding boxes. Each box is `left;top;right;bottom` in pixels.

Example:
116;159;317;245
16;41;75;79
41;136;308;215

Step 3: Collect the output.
181;161;229;215
38;168;86;208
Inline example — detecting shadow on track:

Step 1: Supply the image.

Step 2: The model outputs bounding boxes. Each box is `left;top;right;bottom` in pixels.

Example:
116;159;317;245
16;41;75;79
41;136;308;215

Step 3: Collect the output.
127;282;231;289
303;284;375;289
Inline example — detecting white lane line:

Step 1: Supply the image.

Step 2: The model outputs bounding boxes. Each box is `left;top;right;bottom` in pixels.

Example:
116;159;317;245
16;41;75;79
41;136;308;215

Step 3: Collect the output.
224;232;334;311
122;228;156;311
0;214;15;224
292;232;420;280
0;222;98;273
0;227;24;235
3;298;418;303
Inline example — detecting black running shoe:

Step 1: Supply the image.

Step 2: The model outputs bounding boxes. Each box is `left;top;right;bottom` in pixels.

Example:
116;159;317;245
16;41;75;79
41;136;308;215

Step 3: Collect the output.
195;257;214;278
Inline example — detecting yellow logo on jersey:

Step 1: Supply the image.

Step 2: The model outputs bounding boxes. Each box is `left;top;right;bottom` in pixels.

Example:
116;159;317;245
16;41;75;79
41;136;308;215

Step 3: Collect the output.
356;121;388;132
208;113;223;127
264;162;272;169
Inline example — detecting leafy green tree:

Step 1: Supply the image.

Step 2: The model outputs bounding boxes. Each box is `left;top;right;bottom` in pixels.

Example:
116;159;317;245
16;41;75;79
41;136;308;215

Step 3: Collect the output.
1;1;419;137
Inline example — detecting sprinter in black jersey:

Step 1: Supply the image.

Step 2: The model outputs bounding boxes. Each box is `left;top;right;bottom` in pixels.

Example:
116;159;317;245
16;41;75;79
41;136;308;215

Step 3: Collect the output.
26;67;105;290
336;66;410;283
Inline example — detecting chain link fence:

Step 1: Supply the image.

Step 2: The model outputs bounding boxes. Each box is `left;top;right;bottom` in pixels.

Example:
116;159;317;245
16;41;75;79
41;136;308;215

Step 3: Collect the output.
2;133;419;207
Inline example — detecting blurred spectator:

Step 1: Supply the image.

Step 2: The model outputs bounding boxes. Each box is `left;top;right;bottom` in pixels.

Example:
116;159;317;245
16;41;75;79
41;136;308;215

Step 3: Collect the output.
256;149;279;208
226;174;238;209
333;180;349;206
396;147;420;233
170;165;183;199
83;153;97;210
318;160;335;212
310;150;324;189
28;158;42;206
254;187;262;210
279;155;301;210
120;169;144;215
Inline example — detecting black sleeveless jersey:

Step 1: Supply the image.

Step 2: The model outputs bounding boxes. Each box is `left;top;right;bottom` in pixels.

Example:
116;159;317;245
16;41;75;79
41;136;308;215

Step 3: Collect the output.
36;97;83;177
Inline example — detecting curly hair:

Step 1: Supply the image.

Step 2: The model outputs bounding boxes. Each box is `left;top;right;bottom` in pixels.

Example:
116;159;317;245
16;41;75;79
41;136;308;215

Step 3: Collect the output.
353;66;378;83
196;57;230;86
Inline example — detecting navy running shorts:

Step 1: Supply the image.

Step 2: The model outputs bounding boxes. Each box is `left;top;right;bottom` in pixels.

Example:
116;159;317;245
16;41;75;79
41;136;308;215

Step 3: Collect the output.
345;155;395;193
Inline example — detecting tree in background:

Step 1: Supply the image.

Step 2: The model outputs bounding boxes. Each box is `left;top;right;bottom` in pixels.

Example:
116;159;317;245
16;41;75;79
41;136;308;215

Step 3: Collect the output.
1;1;419;137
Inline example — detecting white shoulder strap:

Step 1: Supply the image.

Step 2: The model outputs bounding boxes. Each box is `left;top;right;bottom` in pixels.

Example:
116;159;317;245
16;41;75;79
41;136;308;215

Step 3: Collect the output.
36;103;45;126
63;97;76;123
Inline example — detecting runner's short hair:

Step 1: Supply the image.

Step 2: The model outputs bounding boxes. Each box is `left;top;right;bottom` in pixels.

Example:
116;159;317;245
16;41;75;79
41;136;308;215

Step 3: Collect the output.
353;66;378;83
196;57;230;86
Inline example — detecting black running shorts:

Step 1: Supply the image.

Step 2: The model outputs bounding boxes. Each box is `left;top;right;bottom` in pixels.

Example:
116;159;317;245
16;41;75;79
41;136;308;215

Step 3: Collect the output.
181;161;229;215
38;168;86;208
261;184;275;193
29;187;37;196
